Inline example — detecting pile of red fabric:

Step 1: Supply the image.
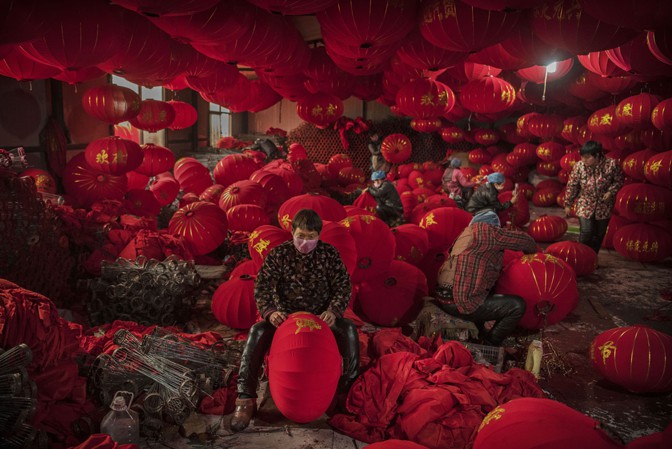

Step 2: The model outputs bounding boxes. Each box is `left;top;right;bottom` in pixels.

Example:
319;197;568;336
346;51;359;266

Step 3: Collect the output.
67;434;138;449
330;330;544;449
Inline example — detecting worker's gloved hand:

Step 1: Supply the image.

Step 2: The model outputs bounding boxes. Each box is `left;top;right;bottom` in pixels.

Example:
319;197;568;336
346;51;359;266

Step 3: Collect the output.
269;311;287;327
320;311;336;327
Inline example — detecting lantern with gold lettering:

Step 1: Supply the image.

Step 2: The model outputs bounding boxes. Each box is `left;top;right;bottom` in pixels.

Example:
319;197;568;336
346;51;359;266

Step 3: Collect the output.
277;193;347;232
474;398;622;449
268;312;341;423
536;160;562;177
296;92;343;128
587;105;623;136
381;133;412;164
419;206;472;250
19;168;56;194
62;153;128;207
652;98;672;131
440;126;466;143
128;99;175;132
84;136;143;176
532;188;560;208
247;224;292;270
472;128;500;146
561;116;585;144
615;183;672;221
613;223;672;262
168;201;228;256
622;149;656;181
391;224;429;266
410;118;442;133
340;214;396;283
545;241;597;276
591;326;672;393
211;275;258;330
460;76;516;113
535;141;564;163
135;143;176;177
615;93;661;130
495;253;579;329
527;215;567;243
644;150;672;189
396;78;455;119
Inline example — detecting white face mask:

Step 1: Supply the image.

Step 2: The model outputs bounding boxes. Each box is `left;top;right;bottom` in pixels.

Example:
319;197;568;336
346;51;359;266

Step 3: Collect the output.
293;236;318;254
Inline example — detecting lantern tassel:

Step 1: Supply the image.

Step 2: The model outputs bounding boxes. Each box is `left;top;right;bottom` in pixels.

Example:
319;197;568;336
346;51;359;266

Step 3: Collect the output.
541;69;548;102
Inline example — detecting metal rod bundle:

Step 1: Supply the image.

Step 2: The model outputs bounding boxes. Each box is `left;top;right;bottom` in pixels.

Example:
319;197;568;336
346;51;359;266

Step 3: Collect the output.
0;344;32;375
1;422;37;449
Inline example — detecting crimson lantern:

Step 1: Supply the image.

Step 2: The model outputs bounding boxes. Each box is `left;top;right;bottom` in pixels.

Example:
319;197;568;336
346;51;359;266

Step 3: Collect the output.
167;100;198;130
250;170;291;211
84;137;143;176
149;177;179;206
81;84;141;124
561;117;586;144
613;223;672;263
527;215;568;242
652;98;672;131
419;207;472;250
199;184;225;204
62;153;127;207
527;114;564;140
212;275;258;330
615;93;661;131
532;188;559;208
591;326;672;393
19;168;56;194
296;93;343;128
644;150;672;189
441;126;466;143
278;193;347;232
219;180;268;211
174;157;213;195
535;141;564;163
340;214;396;283
381;134;412;164
168;201;228;256
495;253;579;329
498;191;530;228
545;241;597;276
460;76;516;114
129;100;176;132
615;183;672;222
135;144;176;177
472;129;500;146
248;225;292;270
124;189;161;217
226;204;271;233
320;221;358;276
391;224;429;266
213;154;260;188
395;78;455;119
268;312;341;423
469;148;491;165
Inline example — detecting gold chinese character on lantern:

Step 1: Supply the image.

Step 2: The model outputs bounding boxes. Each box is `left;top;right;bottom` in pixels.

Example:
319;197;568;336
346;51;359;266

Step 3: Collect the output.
420;212;437;228
311;105;324;118
501;90;512;103
438;90;449;106
600;113;613;125
421;93;436;106
478;405;505;431
648;160;662;175
281;214;292;228
294;317;322;334
96;149;110;164
620;103;633;117
326;103;337;116
253;238;270;256
651;242;659;253
249;230;260;241
589;115;599;126
599;340;617;364
112;151;127;164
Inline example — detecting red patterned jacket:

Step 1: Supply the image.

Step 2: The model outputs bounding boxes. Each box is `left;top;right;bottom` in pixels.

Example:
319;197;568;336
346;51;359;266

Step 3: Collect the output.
565;157;624;220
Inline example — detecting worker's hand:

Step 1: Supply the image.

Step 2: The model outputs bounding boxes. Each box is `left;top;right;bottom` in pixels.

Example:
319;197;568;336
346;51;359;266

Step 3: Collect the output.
269;311;287;327
564;207;571;217
511;190;519;204
320;311;336;327
602;192;611;201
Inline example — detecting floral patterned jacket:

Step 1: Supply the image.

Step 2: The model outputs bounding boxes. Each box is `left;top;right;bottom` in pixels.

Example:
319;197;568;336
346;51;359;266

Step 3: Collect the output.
565;157;624;220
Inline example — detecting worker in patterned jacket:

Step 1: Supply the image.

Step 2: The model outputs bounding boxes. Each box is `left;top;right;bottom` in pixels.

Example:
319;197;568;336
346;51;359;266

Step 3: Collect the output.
564;140;624;254
231;209;359;432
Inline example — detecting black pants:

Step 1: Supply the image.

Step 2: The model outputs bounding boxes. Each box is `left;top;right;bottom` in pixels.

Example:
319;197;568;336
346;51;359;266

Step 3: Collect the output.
435;294;526;346
376;204;403;226
237;317;360;398
579;216;610;254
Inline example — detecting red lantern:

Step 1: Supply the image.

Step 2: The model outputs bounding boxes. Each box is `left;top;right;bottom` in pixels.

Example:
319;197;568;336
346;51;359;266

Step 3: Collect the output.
338;167;366;187
199;184;225;204
268;312;341;423
622;149;656;181
357;260;428;327
340;214;396;283
591;326;672;393
644;150;672;189
168;201;228;256
248;225;292;270
512;143;538;165
491;155;516;178
527;114;564;140
652;98;672;132
474;398;622;449
212;275;258;330
468;148;491;166
213;154;261;188
0;47;60;82
397;32;468;72
247;0;336;15
124;189;161;217
516;59;574;84
134;143;175;177
319;221;358;276
560;151;581;171
545;241;597;276
532;188;560;208
381;134;412;164
536;160;562;177
113;0;219;17
535;141;565;162
166;100;197;130
267;165;305;197
391;224;429;266
615;183;672;221
577;51;624;78
278;193;347;232
219;180;268;211
606;34;672;77
396;79;455;119
149;177;179;206
613;223;672;262
81;84;141;124
440;126;466;143
19;168;56;194
602;214;632;249
472;129;500;146
497;191;530;227
495;253;579;329
226;204;270;233
327;154;353;178
585;72;639;96
528;215;568;242
296;93;343;128
62;153;127;207
250;170;291;211
128;100;176;132
615;93;661;131
174;157;213;195
460;76;516;113
410;118;442;133
84;137;143;176
418;207;473;250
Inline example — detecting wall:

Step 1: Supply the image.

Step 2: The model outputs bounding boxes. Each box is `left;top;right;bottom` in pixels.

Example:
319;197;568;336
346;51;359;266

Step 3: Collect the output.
0;77;49;149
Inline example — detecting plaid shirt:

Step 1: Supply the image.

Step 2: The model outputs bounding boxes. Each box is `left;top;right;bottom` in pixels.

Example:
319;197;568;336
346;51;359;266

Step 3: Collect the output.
255;240;352;320
440;223;537;314
565;157;624;220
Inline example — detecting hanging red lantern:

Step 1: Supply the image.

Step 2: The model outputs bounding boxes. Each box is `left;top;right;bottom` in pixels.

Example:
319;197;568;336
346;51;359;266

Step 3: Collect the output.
296;93;343;128
561;117;585;144
397;32;468;72
606;34;672;77
340;214;396;283
113;0;219;17
62;153;127;207
591;325;672;393
419;0;520;52
535;141;565;162
126;171;150;190
615;93;661;131
615;183;672;221
545;241;597;276
0;47;60;81
587;106;623;136
577;51;624;78
212;274;258;330
474;398;622;449
468;148;492;165
268;312;341;423
396;79;455;119
226;204;271;233
381;134;412;164
277;193;347;232
135;144;175;177
357;260;428;327
567;72;608;101
644;150;672;189
410;118;443;133
495;253;579;329
149;177;180;206
213;154;261;188
84;137;143;176
418;207;473;250
460;76;516;113
219;180;268;211
472;129;500;146
81;84;141;125
585;72;639;96
613;223;672;262
166;100;197;130
391;224;429;266
128;100;176;133
19;168;56;194
528;215;568;242
246;0;337;15
652;98;672;131
248;225;292;270
469;43;529;71
168;201;228;256
622;149;656;181
527;114;564;140
440;126;466;143
515;58;574;84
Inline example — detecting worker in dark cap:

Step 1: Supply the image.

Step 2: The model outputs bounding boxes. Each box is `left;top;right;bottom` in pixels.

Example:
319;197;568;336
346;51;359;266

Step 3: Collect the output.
465;172;518;216
441;157;477;206
364;170;403;226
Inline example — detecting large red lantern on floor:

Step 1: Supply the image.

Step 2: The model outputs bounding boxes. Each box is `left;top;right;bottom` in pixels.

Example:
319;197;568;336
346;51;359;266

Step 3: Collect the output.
250;170;291;210
81;84;141;124
381;134;412;164
248;225;292;270
532;188;560;208
527;215;568;242
391;224;429;266
602;214;633;249
474;398;622;449
340;214;396;283
226;204;270;233
613;223;672;263
419;207;472;250
320;221;358;276
278;193;347;232
168;201;228;256
219;180;268;211
211;275;258;330
644;150;672;189
174;157;213;195
296;93;343;128
62;153;127;207
545;241;597;276
167;100;197;130
213;154;260;188
460;76;516;113
19;168;56;194
357;260;428;327
149;177;179;206
84;137;143;176
268;312;341;423
129;100;176;132
199;184;225;204
135;144;175;177
591;326;672;393
495;253;579;329
615;93;661;131
395;78;455;119
615;183;672;222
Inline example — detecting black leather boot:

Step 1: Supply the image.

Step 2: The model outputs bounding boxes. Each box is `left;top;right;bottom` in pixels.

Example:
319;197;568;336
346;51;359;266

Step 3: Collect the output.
332;318;360;392
236;320;276;399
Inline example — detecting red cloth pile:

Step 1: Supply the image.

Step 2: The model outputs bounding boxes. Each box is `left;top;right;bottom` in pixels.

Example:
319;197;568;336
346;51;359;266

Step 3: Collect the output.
67;434;138;449
330;331;544;449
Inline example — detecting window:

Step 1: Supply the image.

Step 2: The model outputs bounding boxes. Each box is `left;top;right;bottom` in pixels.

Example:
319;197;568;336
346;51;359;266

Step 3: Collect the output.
111;75;166;146
209;103;231;147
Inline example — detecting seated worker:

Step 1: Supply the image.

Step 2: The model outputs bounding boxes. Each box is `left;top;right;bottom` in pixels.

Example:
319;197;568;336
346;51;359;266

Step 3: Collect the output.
368;133;391;174
465;172;518;215
364;170;404;227
231;209;359;432
434;210;537;346
441;157;477;205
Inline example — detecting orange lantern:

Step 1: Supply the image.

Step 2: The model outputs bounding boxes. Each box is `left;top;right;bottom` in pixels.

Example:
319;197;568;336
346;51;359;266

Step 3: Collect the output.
495;253;579;329
527;215;567;242
296;92;343;128
84;136;143;176
247;225;292;270
81;84;141;124
168;201;228;256
591;326;672;393
340;214;396;283
615;183;672;221
135;143;175;177
613;223;672;262
381;133;412;164
211;275;258;330
268;312;341;423
418;207;473;250
545;241;597;276
213;154;260;188
277;193;347;231
460;76;516;113
644;150;672;189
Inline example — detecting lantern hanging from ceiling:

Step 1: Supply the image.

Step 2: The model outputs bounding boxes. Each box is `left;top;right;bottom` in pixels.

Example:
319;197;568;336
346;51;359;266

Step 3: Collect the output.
213;154;261;188
81;84;141;125
248;225;292;270
296;93;343;128
584;72;638;96
268;312;341;423
418;207;472;250
128;100;176;133
577;51;623;78
62;153;128;207
113;0;219;17
579;0;672;33
615;183;672;221
495;252;579;329
468;44;529;72
84;137;143;176
167;100;198;130
643;150;672;189
0;0;55;45
219;180;268;211
135;144;176;177
212;275;258;330
168;201;228;256
248;0;337;15
460;76;516;114
440;126;466;144
647;29;672;67
396;32;468;72
615;93;661;131
340;214;396;284
443;61;502;82
613;223;672;263
652;98;672;132
410;118;442;133
278;193;347;232
395;78;455;119
545;241;597;276
0;48;61;82
606;34;672;77
515;58;574;84
591;325;672;393
381;134;412;164
622;149;657;181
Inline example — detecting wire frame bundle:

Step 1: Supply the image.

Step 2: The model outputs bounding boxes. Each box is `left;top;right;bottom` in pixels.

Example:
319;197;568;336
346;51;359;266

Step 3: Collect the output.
0;344;41;449
87;256;201;326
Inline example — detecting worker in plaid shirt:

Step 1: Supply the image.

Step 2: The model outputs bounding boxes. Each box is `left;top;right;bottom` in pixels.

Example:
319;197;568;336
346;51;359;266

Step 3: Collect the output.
435;210;537;345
